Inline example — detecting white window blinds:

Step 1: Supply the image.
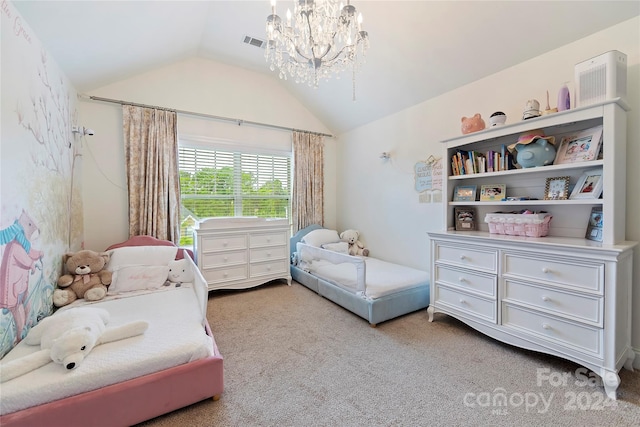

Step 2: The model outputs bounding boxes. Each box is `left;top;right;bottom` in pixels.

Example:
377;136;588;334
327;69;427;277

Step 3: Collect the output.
178;145;291;221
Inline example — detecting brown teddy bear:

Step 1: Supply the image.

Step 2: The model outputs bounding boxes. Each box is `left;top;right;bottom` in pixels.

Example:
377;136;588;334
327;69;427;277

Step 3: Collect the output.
53;250;113;307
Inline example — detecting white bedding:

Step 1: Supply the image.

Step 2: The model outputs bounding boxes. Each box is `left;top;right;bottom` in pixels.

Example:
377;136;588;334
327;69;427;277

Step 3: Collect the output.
0;285;213;415
298;243;428;299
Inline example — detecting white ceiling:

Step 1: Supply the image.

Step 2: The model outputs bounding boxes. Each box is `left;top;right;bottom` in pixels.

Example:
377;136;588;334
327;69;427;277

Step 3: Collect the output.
14;1;640;135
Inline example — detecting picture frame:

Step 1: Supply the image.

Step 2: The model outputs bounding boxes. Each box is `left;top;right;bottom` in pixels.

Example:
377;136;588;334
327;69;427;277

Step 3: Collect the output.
454;207;477;231
479;184;506;202
453;185;477;202
569;169;603;199
585;207;603;242
544;176;570;200
553;125;603;165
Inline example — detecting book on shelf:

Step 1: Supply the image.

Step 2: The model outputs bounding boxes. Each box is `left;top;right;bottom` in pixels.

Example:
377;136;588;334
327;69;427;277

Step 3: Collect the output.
451;146;513;176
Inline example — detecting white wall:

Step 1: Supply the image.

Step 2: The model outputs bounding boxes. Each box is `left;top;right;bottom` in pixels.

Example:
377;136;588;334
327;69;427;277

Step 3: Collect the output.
79;57;337;251
336;17;640;364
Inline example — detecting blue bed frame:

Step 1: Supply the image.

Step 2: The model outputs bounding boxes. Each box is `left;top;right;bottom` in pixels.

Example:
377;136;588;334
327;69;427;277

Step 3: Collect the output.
290;225;430;326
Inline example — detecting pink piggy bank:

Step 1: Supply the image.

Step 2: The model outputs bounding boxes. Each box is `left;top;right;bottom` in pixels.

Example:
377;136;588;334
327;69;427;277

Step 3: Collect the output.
461;113;486;134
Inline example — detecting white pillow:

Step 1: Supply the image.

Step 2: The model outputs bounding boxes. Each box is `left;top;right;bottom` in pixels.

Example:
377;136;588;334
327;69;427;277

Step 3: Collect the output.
108;265;170;295
302;229;341;247
321;242;349;254
106;246;178;271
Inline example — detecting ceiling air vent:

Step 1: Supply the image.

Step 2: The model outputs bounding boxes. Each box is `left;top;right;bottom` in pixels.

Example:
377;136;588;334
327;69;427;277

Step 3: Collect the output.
243;35;266;49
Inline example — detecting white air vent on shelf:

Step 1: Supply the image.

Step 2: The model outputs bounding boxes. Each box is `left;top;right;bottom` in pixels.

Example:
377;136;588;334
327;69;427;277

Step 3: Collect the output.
243;35;266;49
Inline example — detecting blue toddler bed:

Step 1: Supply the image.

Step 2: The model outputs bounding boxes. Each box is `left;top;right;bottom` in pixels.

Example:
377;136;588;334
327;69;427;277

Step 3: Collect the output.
290;225;430;326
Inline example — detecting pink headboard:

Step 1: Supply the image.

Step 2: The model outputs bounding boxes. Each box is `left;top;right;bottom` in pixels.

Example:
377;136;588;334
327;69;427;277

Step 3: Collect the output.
104;235;194;260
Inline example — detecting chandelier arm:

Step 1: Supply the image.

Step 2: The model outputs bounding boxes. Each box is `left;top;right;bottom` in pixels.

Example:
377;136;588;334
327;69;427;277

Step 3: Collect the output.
318;43;355;65
301;10;321;64
293;46;312;61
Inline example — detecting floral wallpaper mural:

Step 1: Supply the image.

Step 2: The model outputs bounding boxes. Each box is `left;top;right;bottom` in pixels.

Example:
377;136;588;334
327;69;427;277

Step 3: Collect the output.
0;0;83;358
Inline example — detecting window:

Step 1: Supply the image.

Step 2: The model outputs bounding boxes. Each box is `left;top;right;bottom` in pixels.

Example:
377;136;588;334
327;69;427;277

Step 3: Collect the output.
178;145;291;245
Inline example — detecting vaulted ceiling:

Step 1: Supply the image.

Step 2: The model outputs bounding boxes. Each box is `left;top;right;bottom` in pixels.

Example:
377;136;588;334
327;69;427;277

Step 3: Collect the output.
14;1;640;134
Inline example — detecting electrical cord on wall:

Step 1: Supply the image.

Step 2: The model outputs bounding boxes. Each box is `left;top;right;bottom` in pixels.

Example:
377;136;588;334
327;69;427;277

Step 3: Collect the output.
81;135;127;191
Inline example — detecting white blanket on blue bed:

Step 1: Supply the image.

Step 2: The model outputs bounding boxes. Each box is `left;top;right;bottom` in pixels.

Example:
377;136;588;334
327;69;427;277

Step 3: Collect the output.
0;286;213;415
298;243;428;299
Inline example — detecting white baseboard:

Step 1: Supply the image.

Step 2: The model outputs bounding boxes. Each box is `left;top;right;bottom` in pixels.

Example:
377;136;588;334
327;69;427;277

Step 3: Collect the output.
633;346;640;370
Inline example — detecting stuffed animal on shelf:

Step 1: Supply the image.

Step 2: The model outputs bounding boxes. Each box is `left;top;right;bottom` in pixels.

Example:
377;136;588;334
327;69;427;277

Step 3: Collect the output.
53;250;113;307
0;307;148;383
339;229;370;257
164;259;194;287
461;113;486;134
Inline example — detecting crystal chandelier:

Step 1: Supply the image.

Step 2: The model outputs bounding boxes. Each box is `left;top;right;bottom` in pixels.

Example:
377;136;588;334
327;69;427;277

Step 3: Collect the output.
265;0;369;94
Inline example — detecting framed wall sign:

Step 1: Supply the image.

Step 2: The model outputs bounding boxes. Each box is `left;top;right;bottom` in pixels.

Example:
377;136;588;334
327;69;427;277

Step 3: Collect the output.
454;207;477;231
554;125;603;165
570;169;603;199
453;185;477;202
544;176;570;200
585;207;603;242
479;184;506;202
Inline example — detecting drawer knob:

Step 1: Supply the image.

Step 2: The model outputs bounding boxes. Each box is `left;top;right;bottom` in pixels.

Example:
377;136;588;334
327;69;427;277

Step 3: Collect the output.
223;272;228;278
458;277;467;283
267;266;272;271
267;252;272;257
542;323;552;330
459;298;467;305
541;295;551;302
223;256;228;262
542;267;550;274
459;255;466;260
223;241;228;247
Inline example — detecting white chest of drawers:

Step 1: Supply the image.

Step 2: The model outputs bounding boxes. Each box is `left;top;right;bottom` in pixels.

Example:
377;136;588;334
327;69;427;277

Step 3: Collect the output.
428;231;636;400
194;217;291;291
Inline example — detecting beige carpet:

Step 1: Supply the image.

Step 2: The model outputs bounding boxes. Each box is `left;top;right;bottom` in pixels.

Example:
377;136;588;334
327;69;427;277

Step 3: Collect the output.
138;281;640;427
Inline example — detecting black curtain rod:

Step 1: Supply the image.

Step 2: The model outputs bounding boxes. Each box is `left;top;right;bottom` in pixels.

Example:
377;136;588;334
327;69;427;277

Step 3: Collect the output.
80;94;334;138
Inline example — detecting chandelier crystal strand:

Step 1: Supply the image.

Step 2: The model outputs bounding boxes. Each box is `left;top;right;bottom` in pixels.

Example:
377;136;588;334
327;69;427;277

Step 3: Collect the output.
265;0;369;94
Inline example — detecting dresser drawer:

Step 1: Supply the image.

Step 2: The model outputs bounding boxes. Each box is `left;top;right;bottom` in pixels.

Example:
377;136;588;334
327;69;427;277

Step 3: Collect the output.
201;234;247;252
200;250;247;268
250;259;288;277
502;304;602;356
503;279;603;326
202;265;248;284
434;285;496;323
251;246;288;263
434;244;497;274
435;265;496;297
250;231;288;248
503;253;603;293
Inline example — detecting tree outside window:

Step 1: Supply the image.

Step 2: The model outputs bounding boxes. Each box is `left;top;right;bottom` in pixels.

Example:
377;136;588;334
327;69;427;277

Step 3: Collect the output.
178;147;290;246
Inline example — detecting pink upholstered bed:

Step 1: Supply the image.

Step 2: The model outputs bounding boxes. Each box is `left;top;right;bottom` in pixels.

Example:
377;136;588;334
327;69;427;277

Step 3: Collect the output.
0;236;224;427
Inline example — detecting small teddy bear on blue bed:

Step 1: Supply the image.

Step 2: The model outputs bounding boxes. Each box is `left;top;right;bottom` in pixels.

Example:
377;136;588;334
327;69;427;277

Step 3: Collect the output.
339;229;370;257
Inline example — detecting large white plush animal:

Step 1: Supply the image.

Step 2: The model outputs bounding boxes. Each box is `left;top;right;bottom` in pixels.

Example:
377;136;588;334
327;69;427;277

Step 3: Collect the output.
0;307;148;383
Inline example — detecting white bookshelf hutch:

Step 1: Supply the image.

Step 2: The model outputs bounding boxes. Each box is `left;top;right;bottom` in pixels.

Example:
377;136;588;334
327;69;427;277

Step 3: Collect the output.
427;99;637;399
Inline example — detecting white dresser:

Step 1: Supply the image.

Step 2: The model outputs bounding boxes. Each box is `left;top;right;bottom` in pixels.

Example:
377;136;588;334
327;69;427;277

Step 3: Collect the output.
428;232;635;399
194;217;291;291
428;100;637;399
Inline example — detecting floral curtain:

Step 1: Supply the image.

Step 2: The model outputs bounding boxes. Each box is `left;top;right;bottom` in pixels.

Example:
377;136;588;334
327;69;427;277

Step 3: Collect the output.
122;105;180;242
292;131;324;232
